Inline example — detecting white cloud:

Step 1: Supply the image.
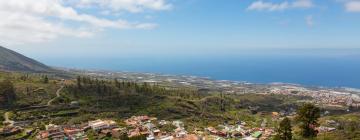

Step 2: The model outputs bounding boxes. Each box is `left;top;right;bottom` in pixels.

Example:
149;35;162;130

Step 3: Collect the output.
293;0;313;8
73;0;172;13
345;1;360;12
0;11;93;44
0;0;164;45
247;1;289;11
305;15;314;27
247;0;314;11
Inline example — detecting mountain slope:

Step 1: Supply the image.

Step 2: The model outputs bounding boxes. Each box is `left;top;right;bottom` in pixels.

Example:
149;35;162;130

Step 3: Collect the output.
0;46;53;72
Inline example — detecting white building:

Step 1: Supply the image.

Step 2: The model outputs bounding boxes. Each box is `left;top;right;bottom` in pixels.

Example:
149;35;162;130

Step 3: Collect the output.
88;119;117;131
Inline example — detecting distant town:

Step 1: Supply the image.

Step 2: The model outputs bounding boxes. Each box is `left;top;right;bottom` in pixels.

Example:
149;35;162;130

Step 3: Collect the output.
70;69;360;109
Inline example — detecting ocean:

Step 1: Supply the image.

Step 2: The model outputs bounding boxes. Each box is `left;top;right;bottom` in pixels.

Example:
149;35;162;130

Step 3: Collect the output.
38;49;360;88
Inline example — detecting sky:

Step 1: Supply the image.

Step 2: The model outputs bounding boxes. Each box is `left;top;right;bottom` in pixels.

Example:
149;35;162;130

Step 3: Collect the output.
1;0;360;59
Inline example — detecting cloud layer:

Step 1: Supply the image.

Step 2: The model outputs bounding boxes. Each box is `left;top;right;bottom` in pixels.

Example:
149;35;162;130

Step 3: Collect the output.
0;0;168;45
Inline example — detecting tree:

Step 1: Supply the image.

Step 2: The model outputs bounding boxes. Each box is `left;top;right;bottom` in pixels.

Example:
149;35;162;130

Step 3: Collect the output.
43;75;49;83
76;76;82;89
119;133;129;140
0;79;16;107
275;117;292;140
296;103;320;138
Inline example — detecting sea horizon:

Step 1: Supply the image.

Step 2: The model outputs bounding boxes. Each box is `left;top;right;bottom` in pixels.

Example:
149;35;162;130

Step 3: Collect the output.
26;48;360;89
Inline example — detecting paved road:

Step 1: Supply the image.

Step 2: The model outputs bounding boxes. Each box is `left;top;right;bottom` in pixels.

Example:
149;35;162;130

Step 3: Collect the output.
47;85;64;106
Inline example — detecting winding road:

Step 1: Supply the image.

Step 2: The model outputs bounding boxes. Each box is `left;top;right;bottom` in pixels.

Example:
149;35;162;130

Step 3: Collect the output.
3;82;65;127
47;85;64;106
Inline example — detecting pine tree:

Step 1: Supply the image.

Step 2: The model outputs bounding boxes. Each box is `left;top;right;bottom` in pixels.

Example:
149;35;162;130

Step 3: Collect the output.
276;117;292;140
296;103;320;138
76;76;82;89
43;75;49;83
0;79;16;107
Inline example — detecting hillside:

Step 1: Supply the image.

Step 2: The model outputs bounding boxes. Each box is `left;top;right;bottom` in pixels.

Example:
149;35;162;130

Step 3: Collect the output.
0;46;53;73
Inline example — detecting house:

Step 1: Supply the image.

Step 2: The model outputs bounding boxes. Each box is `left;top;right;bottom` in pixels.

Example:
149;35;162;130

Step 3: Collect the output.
159;120;168;125
174;134;200;140
88;120;108;131
172;120;184;128
37;129;65;140
64;127;87;140
40;124;65;140
128;128;141;137
318;126;336;132
159;135;174;140
147;134;156;140
0;126;22;136
125;116;150;126
69;132;88;140
206;127;218;135
153;129;161;136
48;129;65;139
112;127;127;138
46;124;61;130
242;136;257;140
175;127;187;138
88;119;117;131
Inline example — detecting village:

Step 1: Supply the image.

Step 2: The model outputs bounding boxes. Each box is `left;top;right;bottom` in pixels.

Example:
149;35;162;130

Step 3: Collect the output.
1;113;341;140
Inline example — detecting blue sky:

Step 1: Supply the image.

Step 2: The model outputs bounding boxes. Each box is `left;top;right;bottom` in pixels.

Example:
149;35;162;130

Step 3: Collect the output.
1;0;360;59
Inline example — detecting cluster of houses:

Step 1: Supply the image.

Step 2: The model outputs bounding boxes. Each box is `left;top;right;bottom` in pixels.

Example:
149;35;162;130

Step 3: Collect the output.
1;114;281;140
36;119;120;140
124;115;198;140
122;115;277;140
0;120;34;138
37;123;89;140
0;126;23;136
3;114;341;140
204;122;275;140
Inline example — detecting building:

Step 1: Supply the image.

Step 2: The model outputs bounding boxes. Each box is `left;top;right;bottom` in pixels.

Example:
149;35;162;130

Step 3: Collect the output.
0;126;22;136
88;119;117;131
64;127;87;140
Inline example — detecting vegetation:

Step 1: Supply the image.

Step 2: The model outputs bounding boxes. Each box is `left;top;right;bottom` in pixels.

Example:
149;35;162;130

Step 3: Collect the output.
275;117;292;140
316;113;360;139
43;75;49;84
296;103;320;138
1;72;360;140
0;78;16;108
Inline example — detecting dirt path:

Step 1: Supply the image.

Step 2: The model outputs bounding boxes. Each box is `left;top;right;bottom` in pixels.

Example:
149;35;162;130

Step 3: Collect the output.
3;112;14;126
47;85;64;106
